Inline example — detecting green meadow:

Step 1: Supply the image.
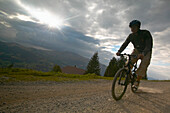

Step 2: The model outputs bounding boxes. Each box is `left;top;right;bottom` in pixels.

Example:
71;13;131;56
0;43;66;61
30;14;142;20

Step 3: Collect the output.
0;68;113;83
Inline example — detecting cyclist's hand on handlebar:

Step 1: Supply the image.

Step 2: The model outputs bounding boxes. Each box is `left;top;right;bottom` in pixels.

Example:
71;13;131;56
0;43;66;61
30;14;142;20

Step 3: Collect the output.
138;54;144;59
116;52;121;56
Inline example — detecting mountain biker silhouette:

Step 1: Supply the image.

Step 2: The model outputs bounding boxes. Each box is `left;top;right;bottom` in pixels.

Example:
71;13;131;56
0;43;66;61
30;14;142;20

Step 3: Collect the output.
116;20;153;88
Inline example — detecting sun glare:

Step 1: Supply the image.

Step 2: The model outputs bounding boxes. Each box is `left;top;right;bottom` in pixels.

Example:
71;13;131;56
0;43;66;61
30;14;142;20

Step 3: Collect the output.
43;13;64;29
16;0;64;29
34;10;64;29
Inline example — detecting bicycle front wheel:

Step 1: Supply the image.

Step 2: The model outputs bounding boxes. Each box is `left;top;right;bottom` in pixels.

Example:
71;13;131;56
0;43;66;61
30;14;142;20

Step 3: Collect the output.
112;68;128;101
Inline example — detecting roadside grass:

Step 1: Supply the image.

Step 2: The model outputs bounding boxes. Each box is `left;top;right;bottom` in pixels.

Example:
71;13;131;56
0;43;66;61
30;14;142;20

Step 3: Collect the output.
0;68;113;83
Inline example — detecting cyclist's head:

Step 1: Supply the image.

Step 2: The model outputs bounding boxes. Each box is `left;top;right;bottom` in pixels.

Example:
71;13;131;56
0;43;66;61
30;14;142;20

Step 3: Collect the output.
129;20;141;28
129;20;141;33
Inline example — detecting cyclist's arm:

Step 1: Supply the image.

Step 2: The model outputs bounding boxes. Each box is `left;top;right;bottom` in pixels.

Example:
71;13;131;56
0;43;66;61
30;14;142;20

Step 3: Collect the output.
118;34;131;53
143;31;153;56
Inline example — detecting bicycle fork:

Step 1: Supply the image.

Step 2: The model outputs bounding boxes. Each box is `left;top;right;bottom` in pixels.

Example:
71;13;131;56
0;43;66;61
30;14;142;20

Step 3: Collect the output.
118;70;129;86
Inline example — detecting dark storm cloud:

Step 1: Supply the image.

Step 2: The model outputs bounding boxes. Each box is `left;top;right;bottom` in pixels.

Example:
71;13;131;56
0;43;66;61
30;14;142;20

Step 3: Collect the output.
0;15;100;58
2;0;169;37
0;0;100;59
1;0;170;54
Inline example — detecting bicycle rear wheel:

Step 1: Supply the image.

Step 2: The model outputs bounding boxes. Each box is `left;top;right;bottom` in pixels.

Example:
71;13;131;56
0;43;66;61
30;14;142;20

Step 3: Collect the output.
112;68;128;101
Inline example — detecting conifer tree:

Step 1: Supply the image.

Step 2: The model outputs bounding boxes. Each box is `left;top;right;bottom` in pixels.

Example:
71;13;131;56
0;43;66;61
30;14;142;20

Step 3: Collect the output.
117;56;126;69
104;57;118;77
104;56;126;77
85;52;100;76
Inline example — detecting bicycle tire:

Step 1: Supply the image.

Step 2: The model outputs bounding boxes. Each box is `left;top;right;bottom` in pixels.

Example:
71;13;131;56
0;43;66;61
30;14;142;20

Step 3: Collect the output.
112;68;128;101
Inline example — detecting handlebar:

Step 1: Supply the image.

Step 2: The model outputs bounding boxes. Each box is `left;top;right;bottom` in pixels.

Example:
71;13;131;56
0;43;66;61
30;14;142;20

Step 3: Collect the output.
119;53;137;59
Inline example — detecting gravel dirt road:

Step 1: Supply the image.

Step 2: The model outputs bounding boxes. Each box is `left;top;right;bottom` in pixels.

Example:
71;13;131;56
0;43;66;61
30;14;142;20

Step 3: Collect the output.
0;80;170;113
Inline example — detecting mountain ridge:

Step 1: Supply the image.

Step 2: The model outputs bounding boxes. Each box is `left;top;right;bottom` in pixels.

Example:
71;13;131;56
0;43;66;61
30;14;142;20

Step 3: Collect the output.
0;41;106;75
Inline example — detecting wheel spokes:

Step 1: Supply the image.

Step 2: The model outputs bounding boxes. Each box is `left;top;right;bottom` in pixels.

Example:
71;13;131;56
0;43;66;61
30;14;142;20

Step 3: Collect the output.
114;72;126;97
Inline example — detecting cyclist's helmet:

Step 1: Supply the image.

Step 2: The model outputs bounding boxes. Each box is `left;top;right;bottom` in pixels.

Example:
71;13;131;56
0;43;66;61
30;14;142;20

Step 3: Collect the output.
129;20;141;28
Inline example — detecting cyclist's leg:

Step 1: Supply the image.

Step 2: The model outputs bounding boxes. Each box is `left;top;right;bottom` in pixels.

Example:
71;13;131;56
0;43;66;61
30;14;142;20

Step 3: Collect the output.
126;49;138;82
136;51;152;82
130;49;140;88
129;49;139;69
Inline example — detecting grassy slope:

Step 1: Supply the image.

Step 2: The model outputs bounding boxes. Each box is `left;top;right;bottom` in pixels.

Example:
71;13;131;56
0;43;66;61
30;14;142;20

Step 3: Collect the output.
0;68;113;83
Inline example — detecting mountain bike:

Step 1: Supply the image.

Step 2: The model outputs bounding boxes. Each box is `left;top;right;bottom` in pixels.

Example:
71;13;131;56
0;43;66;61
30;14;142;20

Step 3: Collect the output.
112;53;138;101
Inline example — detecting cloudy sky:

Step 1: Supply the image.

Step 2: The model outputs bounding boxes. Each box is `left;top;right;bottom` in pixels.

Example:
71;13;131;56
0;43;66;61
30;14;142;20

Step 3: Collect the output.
0;0;170;80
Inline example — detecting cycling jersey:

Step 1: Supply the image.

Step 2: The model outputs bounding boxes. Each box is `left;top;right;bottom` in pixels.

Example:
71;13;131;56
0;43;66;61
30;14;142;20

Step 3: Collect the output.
118;30;153;56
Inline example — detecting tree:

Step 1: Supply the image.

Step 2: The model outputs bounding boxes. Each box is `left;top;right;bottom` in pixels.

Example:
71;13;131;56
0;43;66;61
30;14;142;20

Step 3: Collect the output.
104;57;118;77
117;56;126;69
52;64;62;73
85;52;100;75
104;56;126;77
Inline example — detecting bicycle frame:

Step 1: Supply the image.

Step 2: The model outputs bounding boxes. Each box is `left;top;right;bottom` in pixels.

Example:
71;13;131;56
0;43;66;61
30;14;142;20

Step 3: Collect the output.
119;54;138;85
